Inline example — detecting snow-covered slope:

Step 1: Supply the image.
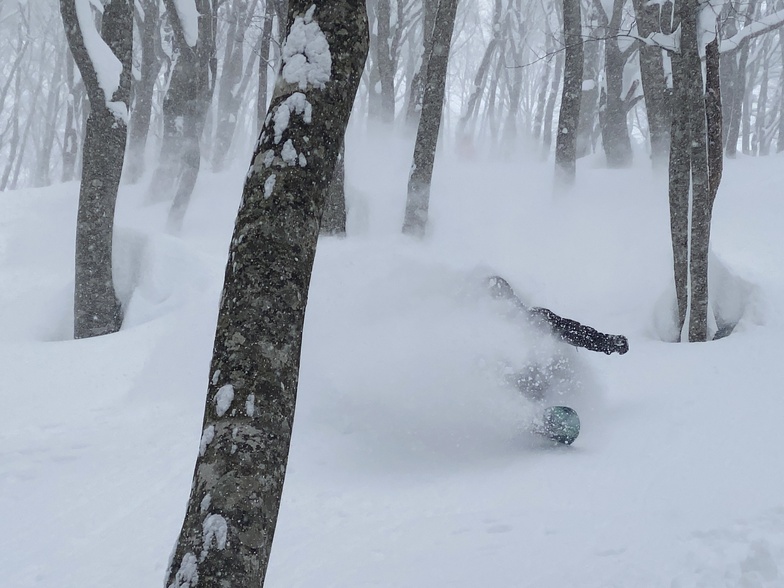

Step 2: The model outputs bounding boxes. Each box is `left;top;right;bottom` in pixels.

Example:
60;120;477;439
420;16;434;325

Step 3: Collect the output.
1;136;783;587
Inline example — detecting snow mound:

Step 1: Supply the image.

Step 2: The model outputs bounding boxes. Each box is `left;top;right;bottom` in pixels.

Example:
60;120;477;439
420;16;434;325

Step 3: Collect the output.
114;228;217;330
651;251;761;342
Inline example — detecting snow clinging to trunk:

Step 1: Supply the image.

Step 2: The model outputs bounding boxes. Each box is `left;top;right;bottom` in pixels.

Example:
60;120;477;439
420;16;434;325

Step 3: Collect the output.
74;0;126;119
281;5;332;90
172;0;200;46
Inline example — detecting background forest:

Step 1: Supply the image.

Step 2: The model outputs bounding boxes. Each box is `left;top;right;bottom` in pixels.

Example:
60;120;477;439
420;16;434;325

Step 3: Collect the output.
2;0;784;587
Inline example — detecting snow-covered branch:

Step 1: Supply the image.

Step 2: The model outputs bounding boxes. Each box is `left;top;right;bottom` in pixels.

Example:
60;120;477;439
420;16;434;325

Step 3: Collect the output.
719;9;784;54
639;29;680;53
74;0;124;113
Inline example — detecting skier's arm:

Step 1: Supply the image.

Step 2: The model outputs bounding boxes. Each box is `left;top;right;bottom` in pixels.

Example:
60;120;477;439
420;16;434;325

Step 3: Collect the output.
529;307;629;355
485;275;629;355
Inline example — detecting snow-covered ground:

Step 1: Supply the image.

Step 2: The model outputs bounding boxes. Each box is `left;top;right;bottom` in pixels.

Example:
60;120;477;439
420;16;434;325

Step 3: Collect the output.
1;132;783;587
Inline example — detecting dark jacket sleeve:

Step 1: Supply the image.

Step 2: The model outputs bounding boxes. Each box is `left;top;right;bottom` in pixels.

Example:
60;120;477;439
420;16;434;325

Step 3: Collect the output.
528;307;628;354
486;275;628;354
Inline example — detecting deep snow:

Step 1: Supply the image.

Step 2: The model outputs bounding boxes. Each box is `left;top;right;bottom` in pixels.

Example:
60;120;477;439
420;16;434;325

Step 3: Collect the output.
1;131;783;587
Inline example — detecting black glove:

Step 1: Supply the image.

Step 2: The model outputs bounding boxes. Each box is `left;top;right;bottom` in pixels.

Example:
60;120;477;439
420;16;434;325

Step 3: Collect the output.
604;334;629;355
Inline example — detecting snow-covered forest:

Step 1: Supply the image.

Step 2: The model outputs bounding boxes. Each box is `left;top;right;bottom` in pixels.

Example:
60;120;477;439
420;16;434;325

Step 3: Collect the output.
2;0;784;586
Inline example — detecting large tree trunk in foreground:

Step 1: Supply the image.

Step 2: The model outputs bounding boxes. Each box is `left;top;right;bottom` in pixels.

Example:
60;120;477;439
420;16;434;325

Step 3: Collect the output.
163;3;368;587
554;0;583;188
403;0;459;237
61;0;132;339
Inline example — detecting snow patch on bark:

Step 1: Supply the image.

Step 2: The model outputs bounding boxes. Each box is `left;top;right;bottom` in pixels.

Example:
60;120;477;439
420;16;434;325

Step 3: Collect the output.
199;425;215;456
264;174;276;199
282;5;331;90
273;93;312;143
201;513;228;558
246;394;255;417
281;140;298;165
168;552;198;588
200;493;211;513
215;384;234;417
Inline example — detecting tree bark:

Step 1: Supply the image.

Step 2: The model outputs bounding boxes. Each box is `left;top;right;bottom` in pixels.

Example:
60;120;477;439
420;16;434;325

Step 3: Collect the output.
212;0;261;172
532;36;555;140
668;19;690;334
555;0;583;188
668;0;722;342
576;3;601;159
257;0;275;131
62;52;82;183
163;3;368;587
754;40;770;155
321;141;347;235
740;51;761;155
457;0;501;138
375;0;396;123
126;0;163;184
600;46;633;167
147;0;217;232
405;0;437;126
724;0;757;157
633;0;671;168
33;47;65;188
542;50;563;159
61;0;132;339
592;0;633;168
403;0;459;236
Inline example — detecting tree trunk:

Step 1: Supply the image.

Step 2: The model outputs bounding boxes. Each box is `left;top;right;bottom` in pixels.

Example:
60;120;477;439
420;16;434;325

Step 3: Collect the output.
33;47;65;188
403;0;459;236
212;0;261;172
555;0;583;188
457;35;498;137
62;53;82;183
501;6;525;151
457;0;501;138
321;141;347;235
532;37;555;140
0;56;23;191
375;0;396;123
668;0;722;342
576;6;601;160
740;52;758;155
724;0;757;157
632;0;670;167
61;0;133;339
685;24;712;342
8;83;41;190
542;50;563;158
257;0;275;131
405;0;437;126
163;3;368;587
126;0;163;184
147;0;217;232
754;41;770;155
600;37;633;167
